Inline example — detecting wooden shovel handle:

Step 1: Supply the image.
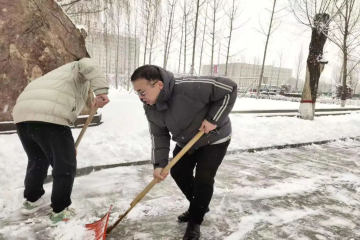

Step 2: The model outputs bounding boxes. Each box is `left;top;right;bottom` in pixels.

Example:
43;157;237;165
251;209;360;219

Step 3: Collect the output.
130;130;205;206
107;130;205;234
75;107;98;148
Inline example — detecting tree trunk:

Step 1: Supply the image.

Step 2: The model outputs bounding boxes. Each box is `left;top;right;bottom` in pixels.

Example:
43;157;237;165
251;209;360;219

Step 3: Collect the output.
149;1;160;65
183;1;187;73
210;0;216;76
299;13;330;120
178;15;185;73
276;52;283;86
217;39;221;76
134;0;138;72
257;0;276;98
166;9;175;69
127;11;131;91
341;14;349;107
163;7;171;68
190;0;200;75
163;1;175;69
104;20;108;79
0;0;89;121
199;3;208;75
143;1;151;65
295;48;303;91
115;22;120;89
225;20;233;76
341;48;348;107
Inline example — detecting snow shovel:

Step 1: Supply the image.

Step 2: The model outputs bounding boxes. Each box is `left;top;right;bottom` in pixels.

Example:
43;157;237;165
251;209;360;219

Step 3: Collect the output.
104;129;205;236
73;107;113;239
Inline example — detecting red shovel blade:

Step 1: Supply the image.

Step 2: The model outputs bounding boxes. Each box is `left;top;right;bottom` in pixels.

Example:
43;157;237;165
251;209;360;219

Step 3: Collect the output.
86;205;112;240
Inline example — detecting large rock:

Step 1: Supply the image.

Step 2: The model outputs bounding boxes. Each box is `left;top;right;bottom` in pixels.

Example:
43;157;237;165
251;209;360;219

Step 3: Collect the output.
0;0;91;122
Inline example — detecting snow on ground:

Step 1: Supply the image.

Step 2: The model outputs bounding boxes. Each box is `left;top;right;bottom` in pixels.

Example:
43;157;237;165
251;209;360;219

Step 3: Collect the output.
2;90;360;218
1;141;359;239
232;97;358;111
1;89;360;237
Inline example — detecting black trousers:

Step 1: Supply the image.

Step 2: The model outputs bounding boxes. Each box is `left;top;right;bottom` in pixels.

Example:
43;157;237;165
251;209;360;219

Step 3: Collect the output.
170;140;230;225
16;122;77;213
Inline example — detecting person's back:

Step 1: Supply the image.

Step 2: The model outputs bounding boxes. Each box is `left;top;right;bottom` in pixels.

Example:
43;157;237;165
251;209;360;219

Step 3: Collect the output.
13;58;110;224
13;58;108;126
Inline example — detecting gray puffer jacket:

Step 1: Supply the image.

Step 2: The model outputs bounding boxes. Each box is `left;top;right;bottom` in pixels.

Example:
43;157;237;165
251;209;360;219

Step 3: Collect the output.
144;66;237;169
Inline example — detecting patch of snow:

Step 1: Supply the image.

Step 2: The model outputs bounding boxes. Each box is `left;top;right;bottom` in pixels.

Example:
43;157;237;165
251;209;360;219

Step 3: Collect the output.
319;216;356;229
76;24;87;32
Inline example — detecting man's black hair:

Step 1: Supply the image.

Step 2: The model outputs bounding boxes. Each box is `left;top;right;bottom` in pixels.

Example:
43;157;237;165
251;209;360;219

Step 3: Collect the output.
131;65;162;82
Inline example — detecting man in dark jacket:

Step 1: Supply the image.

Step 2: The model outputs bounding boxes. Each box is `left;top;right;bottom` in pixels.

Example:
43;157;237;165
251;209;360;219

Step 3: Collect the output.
131;65;237;240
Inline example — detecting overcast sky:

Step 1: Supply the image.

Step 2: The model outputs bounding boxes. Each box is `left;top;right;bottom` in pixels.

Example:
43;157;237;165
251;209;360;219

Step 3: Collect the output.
150;0;341;84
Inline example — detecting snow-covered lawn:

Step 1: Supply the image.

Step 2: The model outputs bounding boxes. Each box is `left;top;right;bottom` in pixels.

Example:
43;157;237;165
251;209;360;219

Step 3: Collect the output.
233;97;358;111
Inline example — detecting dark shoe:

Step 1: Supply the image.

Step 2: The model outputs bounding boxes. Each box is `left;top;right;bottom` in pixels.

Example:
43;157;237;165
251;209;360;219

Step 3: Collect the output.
183;222;201;240
178;208;210;222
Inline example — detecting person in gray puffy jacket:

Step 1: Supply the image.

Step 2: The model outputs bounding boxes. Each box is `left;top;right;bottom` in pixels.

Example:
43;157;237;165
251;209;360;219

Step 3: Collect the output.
131;65;237;240
12;58;109;224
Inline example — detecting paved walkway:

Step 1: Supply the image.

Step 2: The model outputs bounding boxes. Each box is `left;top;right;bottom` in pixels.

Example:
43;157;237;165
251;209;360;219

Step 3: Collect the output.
1;140;359;240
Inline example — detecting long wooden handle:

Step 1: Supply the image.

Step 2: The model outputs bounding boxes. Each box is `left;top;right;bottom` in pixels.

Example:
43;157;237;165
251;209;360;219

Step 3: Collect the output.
130;130;205;205
162;130;204;172
75;107;98;148
107;130;205;234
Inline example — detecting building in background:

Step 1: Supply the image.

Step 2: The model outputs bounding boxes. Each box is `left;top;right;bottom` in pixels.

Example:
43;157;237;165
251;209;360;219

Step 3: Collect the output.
75;20;140;88
85;30;140;86
202;63;293;89
57;0;140;88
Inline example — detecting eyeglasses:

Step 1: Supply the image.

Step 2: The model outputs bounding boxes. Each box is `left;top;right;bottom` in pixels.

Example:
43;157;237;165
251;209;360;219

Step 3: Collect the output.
135;81;158;96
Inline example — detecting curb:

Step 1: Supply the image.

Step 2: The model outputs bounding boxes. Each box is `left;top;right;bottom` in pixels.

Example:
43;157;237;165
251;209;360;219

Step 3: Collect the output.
43;136;360;184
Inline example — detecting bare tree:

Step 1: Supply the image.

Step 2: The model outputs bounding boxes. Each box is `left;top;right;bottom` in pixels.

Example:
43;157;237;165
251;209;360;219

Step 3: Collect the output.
329;0;360;106
142;0;152;65
295;46;305;91
163;0;178;69
224;0;244;76
189;0;203;75
190;0;201;75
58;0;82;8
148;0;161;64
165;11;178;70
114;1;123;89
269;60;276;85
134;0;139;71
347;63;359;93
103;12;109;78
256;0;280;97
58;0;106;16
276;50;284;86
290;0;339;120
331;58;343;85
198;1;209;75
252;56;260;79
181;0;193;73
178;14;185;73
183;2;188;73
124;0;131;90
352;68;359;93
208;0;223;76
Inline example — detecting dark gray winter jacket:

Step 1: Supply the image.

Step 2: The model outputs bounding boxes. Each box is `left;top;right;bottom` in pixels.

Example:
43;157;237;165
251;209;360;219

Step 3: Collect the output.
144;66;237;169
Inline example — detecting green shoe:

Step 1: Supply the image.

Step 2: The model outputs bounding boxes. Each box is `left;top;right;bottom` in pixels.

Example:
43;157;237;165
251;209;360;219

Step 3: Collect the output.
21;197;48;216
50;208;76;224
